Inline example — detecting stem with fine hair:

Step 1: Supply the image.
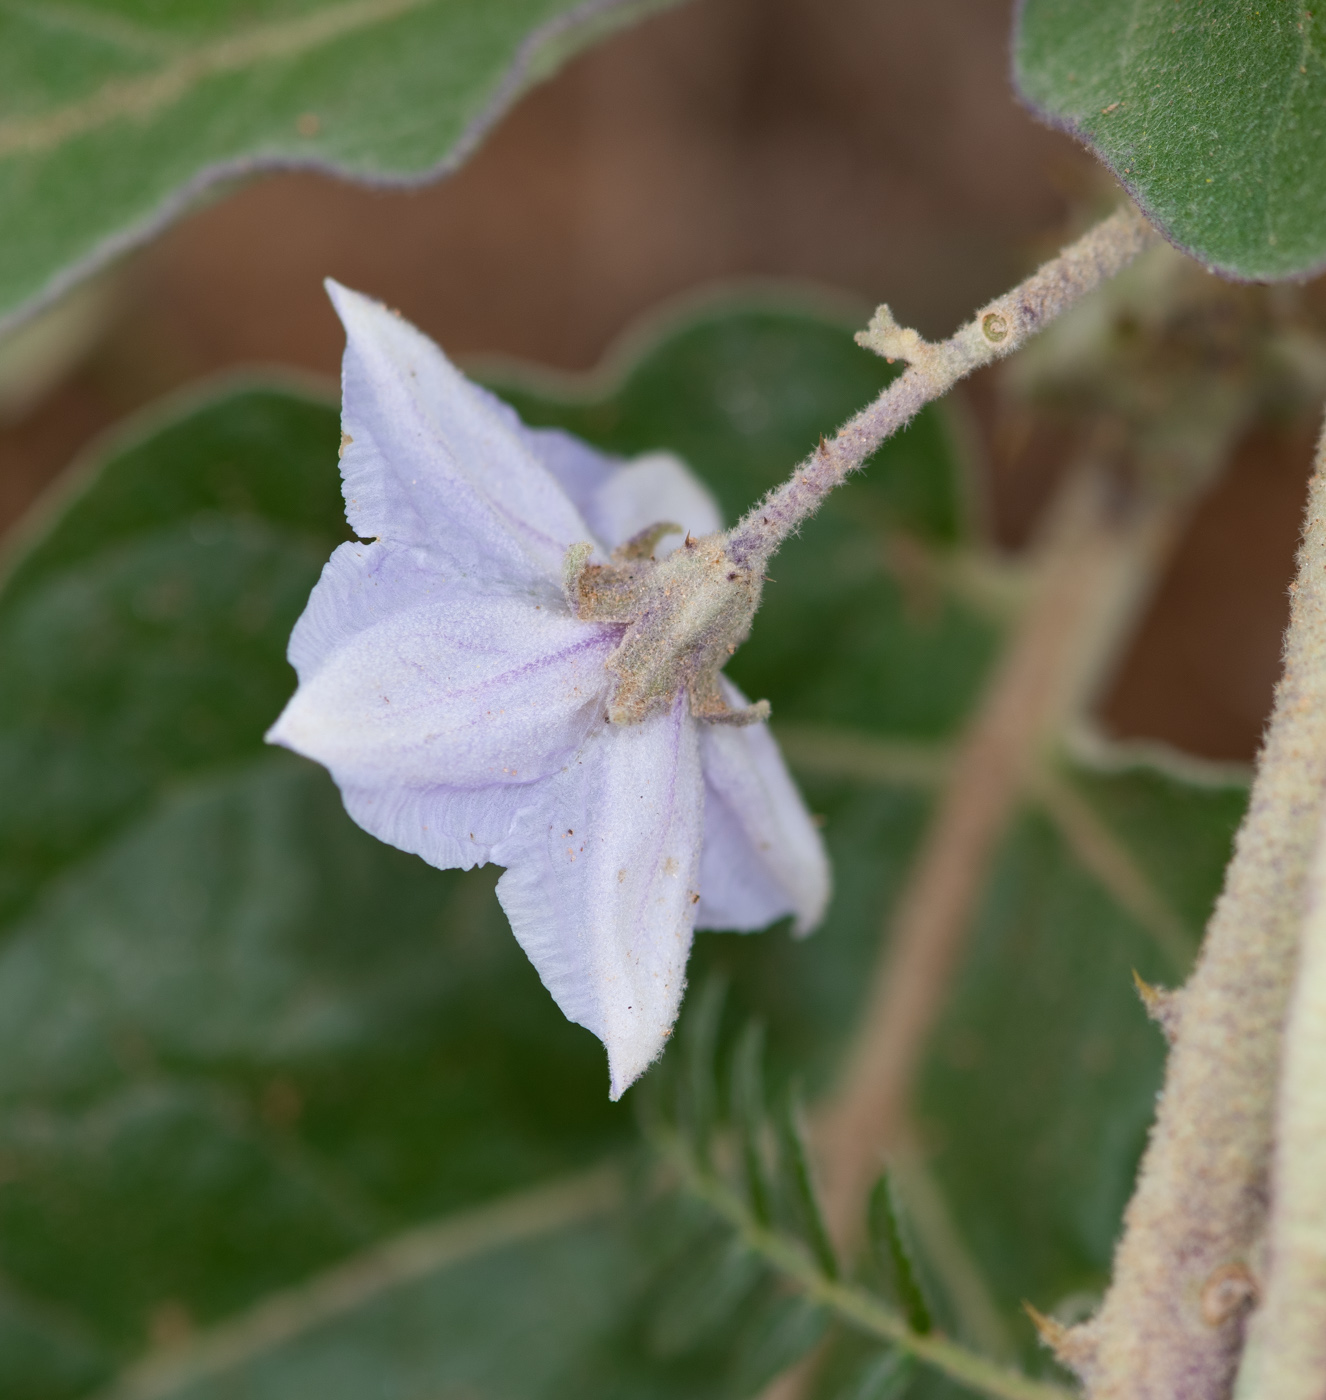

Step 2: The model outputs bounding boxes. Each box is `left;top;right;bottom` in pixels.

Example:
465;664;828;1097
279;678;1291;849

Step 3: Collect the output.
1055;420;1326;1399
723;204;1155;569
1234;764;1326;1397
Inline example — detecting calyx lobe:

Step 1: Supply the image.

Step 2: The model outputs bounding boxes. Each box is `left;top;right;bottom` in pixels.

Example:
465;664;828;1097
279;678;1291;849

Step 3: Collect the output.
564;524;769;726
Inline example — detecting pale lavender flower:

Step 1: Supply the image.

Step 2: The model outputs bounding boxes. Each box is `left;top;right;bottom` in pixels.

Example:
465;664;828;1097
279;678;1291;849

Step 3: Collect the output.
267;282;829;1097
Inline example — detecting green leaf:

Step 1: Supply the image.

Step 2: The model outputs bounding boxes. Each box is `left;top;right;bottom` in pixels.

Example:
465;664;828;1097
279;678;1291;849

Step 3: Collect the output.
678;975;727;1172
805;1330;924;1400
868;1175;934;1336
98;1169;634;1400
773;1090;839;1281
0;0;672;337
644;1230;763;1358
838;1349;917;1400
1014;0;1326;279
727;1292;829;1396
730;1021;774;1226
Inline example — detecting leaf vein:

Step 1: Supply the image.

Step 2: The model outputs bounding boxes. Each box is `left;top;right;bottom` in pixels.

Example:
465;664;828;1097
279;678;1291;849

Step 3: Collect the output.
94;1162;623;1400
0;0;436;159
0;0;181;59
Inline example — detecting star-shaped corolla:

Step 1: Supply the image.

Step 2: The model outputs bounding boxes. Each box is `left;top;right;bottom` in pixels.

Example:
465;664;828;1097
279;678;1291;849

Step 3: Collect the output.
267;282;830;1097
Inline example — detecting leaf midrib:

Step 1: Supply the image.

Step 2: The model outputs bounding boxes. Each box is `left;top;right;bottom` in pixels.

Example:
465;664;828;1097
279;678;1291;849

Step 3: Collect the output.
93;1161;624;1400
0;0;437;159
1;0;183;60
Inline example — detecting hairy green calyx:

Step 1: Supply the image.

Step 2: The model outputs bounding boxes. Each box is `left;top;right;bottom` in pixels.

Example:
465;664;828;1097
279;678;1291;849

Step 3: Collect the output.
564;523;770;726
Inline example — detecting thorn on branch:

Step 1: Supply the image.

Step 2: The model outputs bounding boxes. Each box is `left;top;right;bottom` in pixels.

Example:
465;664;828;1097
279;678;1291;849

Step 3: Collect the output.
1025;1303;1099;1378
1132;969;1182;1045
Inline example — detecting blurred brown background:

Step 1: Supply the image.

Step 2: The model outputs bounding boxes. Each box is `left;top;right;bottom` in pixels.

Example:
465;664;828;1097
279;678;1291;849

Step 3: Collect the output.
0;0;1309;762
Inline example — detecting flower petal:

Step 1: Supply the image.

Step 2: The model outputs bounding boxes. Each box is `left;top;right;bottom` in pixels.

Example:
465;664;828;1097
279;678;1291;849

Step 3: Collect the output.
336;779;537;872
327;280;594;584
267;582;617;790
513;434;724;559
282;538;445;682
492;696;704;1099
585;451;724;556
696;680;830;936
521;424;614;521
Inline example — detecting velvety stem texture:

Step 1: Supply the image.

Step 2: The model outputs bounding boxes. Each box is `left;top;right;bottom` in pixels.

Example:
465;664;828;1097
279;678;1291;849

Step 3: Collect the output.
724;204;1154;570
1063;425;1326;1398
1234;753;1326;1397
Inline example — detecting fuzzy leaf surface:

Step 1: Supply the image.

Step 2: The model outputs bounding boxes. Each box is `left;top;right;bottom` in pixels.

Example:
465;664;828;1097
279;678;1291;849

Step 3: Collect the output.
1015;0;1326;278
0;0;668;336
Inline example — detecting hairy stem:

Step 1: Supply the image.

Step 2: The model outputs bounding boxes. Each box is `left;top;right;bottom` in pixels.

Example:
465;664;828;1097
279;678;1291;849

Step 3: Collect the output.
814;467;1182;1250
724;205;1155;569
1234;803;1326;1399
1070;425;1326;1399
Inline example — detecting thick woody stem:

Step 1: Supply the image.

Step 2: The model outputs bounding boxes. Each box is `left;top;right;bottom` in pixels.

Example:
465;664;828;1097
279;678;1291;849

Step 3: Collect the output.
724;205;1155;569
1234;797;1326;1400
1069;424;1326;1399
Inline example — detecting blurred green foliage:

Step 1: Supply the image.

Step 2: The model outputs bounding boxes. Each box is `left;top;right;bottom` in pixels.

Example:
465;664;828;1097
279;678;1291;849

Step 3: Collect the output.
0;299;1244;1396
